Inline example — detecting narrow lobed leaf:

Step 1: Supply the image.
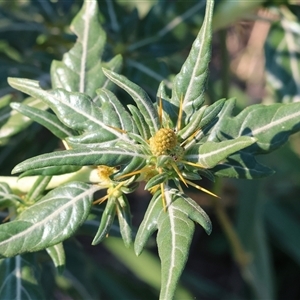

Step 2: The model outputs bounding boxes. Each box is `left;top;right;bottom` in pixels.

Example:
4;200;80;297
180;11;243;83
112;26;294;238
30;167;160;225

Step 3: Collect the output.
199;98;226;130
135;187;211;300
171;0;214;125
96;88;138;133
92;197;117;246
134;195;161;257
116;195;133;248
102;68;159;136
127;104;151;139
50;1;122;98
158;187;211;299
178;105;207;140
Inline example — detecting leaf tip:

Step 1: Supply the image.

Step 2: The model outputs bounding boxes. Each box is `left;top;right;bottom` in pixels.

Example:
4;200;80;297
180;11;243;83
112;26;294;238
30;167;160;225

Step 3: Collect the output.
102;67;111;77
7;77;18;88
134;242;143;256
10;102;20;110
91;236;102;246
11;165;20;175
206;223;212;235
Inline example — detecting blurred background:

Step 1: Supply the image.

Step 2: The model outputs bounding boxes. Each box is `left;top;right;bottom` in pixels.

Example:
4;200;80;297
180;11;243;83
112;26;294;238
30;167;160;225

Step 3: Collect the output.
1;0;300;299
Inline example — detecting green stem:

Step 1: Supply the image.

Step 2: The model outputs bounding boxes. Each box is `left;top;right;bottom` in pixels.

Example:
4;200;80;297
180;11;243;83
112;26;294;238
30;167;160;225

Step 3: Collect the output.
0;166;103;194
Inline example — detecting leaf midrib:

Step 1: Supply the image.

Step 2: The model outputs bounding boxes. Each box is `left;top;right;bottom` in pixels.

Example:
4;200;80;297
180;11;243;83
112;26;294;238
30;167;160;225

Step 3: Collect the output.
0;185;98;250
243;109;300;137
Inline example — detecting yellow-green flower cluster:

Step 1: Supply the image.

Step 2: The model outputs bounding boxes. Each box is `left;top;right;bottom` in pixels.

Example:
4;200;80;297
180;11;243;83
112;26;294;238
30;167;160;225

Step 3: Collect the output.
149;128;177;156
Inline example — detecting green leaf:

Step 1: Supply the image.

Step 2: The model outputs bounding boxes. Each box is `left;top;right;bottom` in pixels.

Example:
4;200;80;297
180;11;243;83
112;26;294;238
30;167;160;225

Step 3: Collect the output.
209;100;300;154
10;102;75;140
170;0;214;126
127;104;151;139
96;88;137;133
115;156;147;178
199;98;227;130
45;243;65;274
185;136;256;169
0;182;23;208
42;89;99;132
0;182;98;258
0;254;45;300
144;172;169;190
212;152;274;179
0;97;48;145
20;165;82;178
8;79;122;135
102;68;159;137
135;187;211;300
177;105;207;140
156;82;176;129
92;197;116;245
50;0;122;98
91;194;133;248
8;78;134;149
0;94;11;110
116;195;132;248
66;132;118;149
180;99;227;149
12;148;147;175
25;175;52;203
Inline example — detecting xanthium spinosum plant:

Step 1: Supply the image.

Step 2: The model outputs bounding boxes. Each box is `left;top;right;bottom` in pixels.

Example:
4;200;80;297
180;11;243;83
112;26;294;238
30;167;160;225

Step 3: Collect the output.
2;0;300;299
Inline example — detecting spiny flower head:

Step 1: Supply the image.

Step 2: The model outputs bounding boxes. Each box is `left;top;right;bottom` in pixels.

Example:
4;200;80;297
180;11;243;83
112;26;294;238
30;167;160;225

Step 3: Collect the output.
149;128;177;156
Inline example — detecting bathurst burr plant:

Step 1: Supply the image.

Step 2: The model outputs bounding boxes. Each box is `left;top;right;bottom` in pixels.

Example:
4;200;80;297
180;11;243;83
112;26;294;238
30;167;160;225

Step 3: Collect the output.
1;0;300;299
